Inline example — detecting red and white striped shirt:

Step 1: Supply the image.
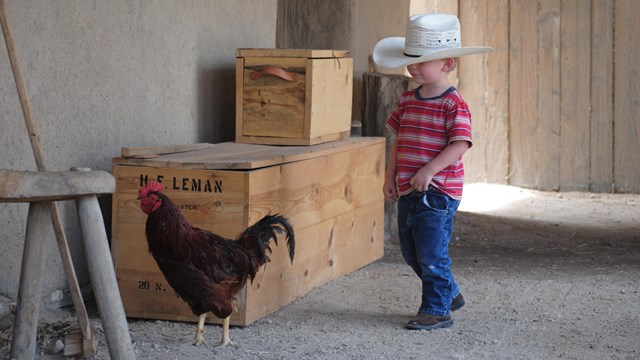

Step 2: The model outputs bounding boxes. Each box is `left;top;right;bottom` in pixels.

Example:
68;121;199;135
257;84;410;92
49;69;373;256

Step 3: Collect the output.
386;86;473;200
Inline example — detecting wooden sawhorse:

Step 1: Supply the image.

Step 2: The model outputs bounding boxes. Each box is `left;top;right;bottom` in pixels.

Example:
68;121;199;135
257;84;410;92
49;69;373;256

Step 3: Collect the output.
0;169;135;359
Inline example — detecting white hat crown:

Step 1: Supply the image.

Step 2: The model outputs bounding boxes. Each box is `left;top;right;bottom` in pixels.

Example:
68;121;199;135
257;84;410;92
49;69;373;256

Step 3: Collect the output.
373;13;492;69
404;14;462;56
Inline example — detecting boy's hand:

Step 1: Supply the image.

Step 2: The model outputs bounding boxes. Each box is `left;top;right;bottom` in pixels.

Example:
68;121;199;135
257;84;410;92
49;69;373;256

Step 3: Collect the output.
410;166;434;192
383;179;398;202
409;141;469;192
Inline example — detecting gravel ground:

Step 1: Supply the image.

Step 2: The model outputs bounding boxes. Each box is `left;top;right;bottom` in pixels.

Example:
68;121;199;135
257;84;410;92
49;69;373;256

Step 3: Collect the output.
1;184;639;359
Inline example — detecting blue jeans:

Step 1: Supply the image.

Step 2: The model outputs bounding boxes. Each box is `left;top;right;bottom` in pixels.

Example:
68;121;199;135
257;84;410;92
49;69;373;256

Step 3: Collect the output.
397;188;460;316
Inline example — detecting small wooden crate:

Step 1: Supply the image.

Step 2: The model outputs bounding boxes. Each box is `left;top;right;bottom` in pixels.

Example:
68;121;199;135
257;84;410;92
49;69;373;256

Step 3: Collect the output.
111;138;384;326
236;48;353;146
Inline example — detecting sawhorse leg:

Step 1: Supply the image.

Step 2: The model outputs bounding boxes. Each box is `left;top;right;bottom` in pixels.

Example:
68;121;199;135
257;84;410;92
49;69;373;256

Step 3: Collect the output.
11;201;51;359
76;195;135;359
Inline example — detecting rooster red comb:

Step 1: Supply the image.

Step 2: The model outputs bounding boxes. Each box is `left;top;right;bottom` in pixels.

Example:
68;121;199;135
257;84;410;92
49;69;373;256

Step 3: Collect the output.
138;181;165;197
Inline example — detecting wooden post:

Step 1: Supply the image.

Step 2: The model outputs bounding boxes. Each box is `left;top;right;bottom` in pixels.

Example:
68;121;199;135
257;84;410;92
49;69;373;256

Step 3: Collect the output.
361;72;410;137
10;201;51;359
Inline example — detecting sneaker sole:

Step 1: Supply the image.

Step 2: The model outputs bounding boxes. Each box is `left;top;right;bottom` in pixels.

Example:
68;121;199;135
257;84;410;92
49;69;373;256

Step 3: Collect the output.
405;319;454;331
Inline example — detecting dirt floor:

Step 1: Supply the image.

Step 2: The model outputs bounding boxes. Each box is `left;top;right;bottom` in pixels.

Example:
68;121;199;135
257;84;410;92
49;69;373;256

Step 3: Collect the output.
1;184;639;359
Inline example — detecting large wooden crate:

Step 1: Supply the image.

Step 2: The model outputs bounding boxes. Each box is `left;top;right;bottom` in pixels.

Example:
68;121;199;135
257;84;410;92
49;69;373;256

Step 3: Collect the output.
235;48;353;146
111;137;384;326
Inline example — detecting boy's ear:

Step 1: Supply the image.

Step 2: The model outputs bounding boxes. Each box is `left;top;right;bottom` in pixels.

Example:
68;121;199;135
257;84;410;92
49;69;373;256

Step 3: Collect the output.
442;58;457;72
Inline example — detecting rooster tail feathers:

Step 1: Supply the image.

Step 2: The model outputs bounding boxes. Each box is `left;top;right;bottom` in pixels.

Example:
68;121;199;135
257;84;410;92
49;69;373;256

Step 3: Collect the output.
256;214;294;263
239;214;295;266
276;215;295;263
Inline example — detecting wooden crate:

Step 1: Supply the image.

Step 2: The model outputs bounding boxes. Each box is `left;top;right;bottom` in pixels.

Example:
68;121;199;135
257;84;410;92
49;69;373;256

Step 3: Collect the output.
235;48;353;146
111;137;384;326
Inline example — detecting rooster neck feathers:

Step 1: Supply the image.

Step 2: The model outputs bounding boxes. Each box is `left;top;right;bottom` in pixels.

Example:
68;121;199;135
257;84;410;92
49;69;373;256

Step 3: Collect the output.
145;192;199;256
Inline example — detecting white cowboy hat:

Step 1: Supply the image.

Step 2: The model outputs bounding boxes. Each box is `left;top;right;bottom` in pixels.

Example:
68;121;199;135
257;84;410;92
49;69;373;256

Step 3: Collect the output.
373;13;493;69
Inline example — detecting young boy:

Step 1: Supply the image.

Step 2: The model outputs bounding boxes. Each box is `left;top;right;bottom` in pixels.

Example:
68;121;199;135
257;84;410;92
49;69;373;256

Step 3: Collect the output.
373;13;492;330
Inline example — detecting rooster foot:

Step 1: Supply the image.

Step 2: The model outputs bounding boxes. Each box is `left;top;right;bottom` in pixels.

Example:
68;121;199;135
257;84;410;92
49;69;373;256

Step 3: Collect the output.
218;336;233;347
185;328;206;346
185;313;208;346
218;316;233;347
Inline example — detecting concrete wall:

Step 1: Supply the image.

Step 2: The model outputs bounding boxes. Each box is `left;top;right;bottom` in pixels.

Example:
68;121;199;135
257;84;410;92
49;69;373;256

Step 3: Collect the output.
0;0;277;304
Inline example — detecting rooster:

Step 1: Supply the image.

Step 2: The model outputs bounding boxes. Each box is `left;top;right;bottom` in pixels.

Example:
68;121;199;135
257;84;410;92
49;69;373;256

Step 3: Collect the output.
137;181;295;347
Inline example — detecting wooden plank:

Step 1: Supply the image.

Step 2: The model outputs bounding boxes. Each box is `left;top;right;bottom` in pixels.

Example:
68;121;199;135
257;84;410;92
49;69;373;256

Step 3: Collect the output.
509;0;539;187
590;0;614;192
243;140;384;324
242;59;307;138
237;48;349;59
120;143;214;158
243;57;307;69
0;170;114;202
235;57;245;142
63;327;96;357
308;58;353;138
458;0;509;184
484;0;510;184
614;0;640;192
244;201;384;324
236;131;350;146
536;0;561;190
410;1;459;26
115;137;385;170
559;0;591;191
245;140;385;230
459;0;488;182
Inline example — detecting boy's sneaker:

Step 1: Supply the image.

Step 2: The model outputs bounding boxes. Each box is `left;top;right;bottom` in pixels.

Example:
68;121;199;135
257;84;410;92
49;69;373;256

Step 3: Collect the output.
406;313;453;330
451;293;465;312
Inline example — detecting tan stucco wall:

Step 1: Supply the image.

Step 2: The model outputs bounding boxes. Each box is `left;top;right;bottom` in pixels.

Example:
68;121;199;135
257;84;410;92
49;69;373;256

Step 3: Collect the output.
0;0;278;303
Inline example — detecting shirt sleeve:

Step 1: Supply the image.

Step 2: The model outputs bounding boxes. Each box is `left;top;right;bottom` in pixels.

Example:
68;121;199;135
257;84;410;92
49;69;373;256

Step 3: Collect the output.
445;95;473;147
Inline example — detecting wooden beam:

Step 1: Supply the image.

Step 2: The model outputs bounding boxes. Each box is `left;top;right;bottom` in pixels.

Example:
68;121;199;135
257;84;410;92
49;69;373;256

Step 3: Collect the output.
537;0;561;190
613;0;640;192
559;0;591;191
590;0;614;192
509;0;539;187
121;143;214;158
0;170;115;203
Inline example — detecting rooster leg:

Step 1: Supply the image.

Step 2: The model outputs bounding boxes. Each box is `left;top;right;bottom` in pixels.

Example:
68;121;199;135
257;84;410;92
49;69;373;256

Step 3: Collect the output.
188;313;207;346
218;316;233;347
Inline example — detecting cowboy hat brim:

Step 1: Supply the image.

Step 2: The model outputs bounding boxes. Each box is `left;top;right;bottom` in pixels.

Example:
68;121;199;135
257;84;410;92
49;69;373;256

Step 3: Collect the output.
373;37;493;69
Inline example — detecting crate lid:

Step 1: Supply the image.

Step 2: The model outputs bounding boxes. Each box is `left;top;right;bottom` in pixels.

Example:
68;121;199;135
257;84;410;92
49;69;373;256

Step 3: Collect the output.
236;48;350;59
115;137;383;170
